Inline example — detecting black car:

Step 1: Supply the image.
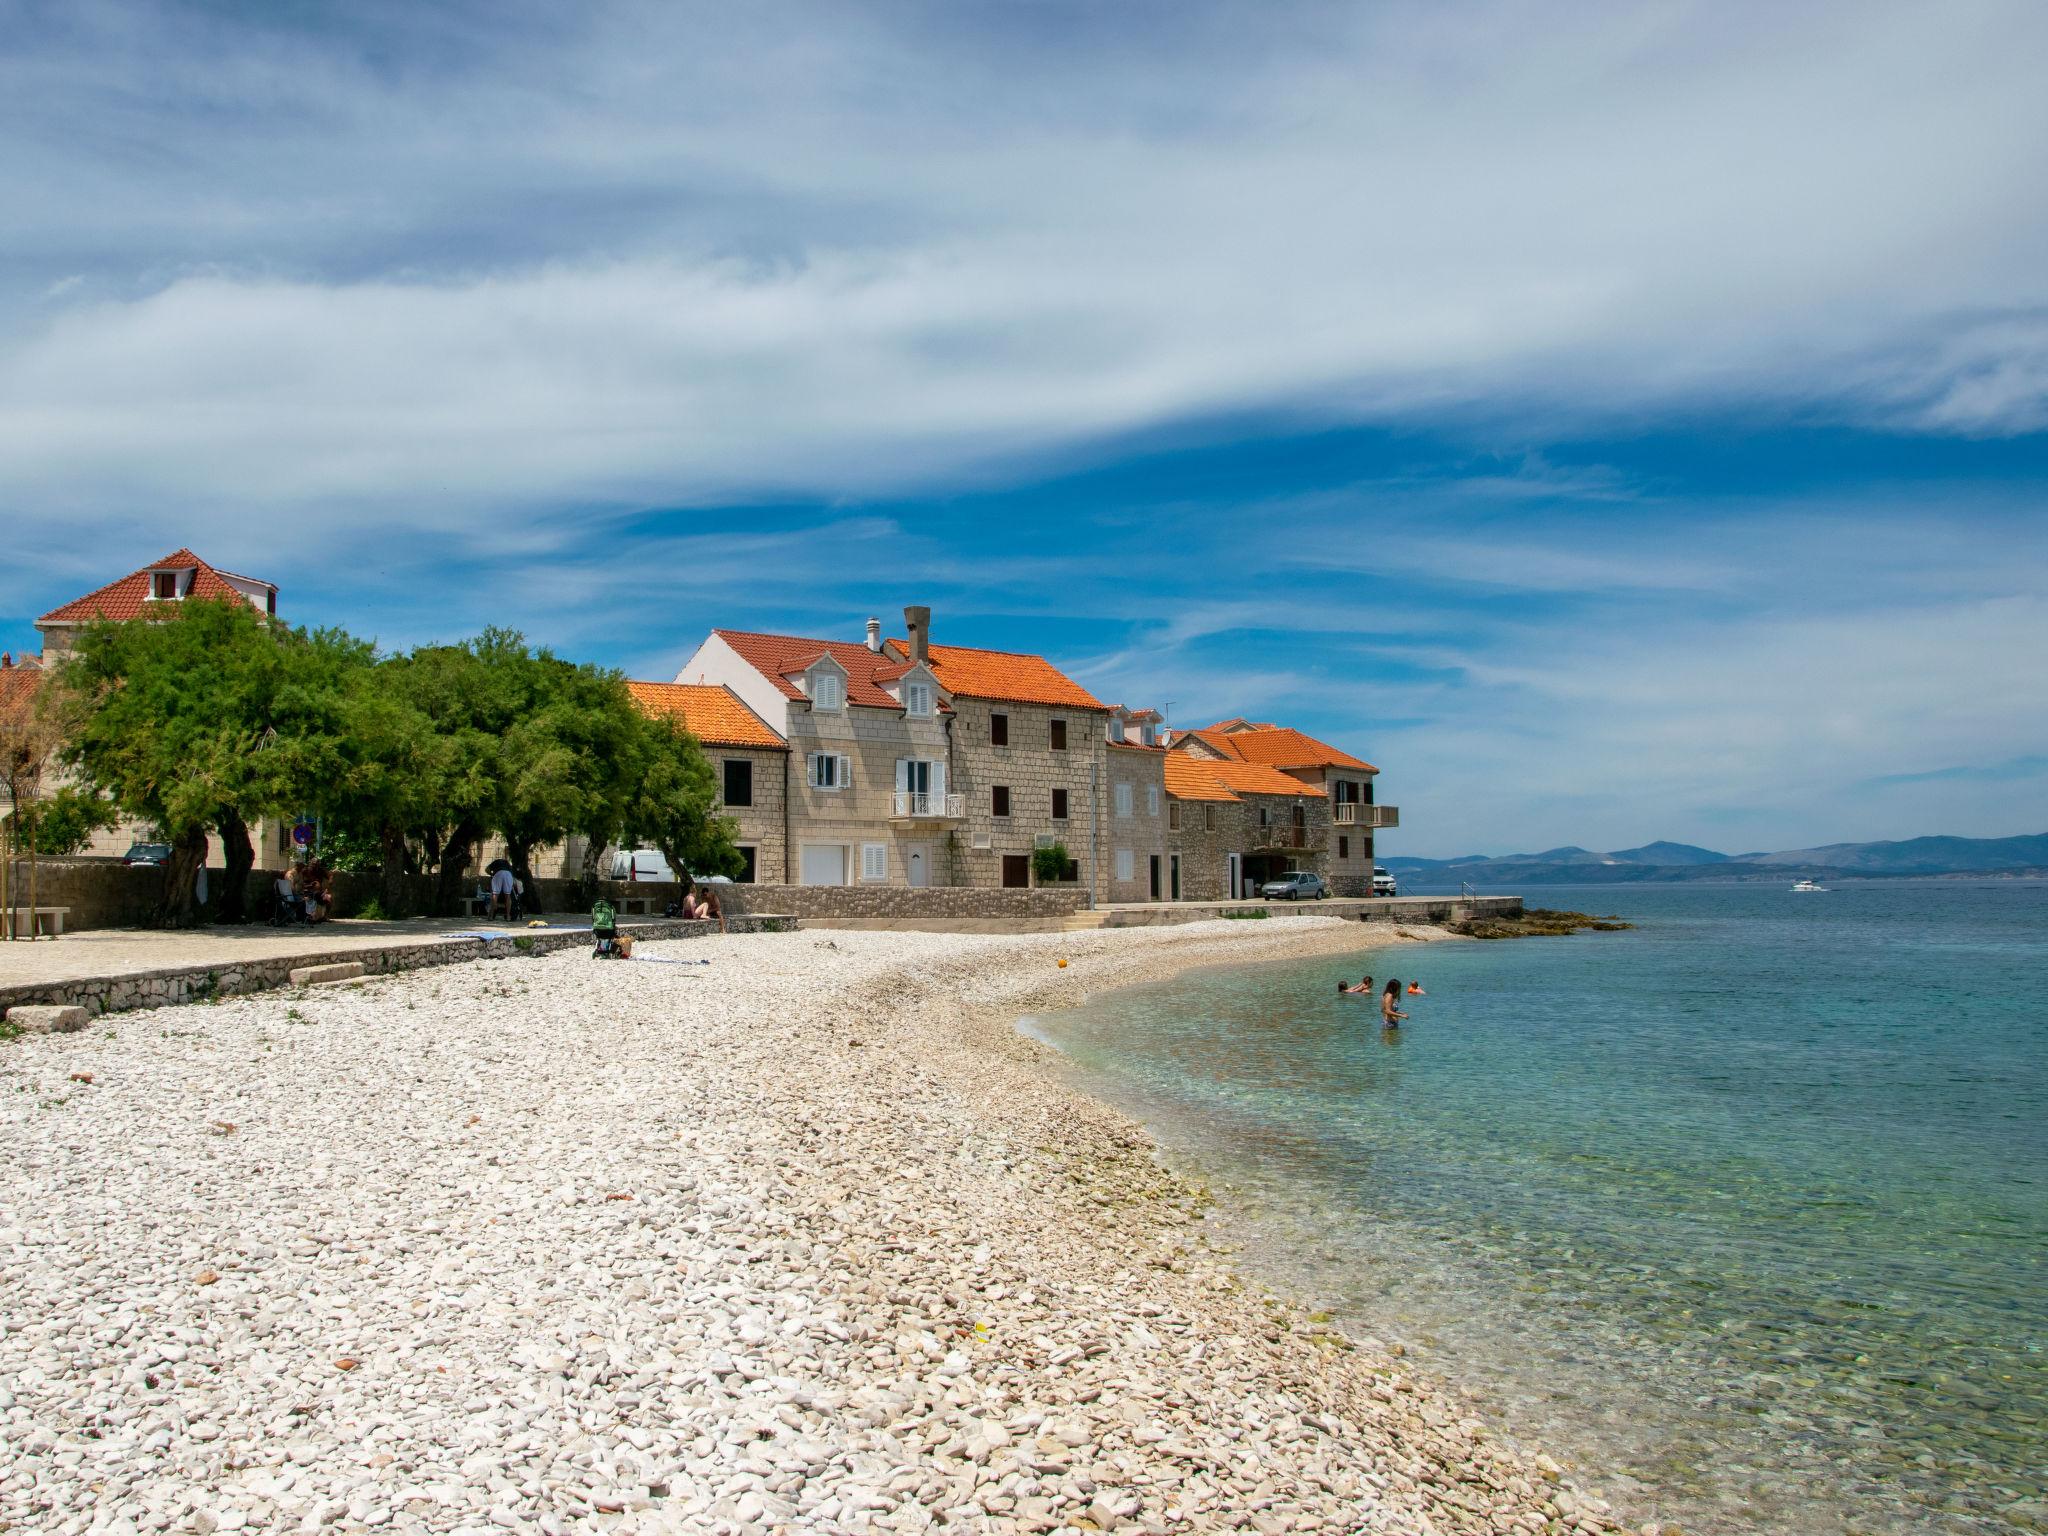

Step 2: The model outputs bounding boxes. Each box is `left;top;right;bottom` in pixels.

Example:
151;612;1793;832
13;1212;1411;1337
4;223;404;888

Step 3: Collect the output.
1261;871;1328;900
122;842;172;867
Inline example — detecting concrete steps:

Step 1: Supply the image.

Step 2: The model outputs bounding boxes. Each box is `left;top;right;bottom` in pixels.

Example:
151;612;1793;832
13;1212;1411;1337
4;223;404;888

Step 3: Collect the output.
1059;911;1109;932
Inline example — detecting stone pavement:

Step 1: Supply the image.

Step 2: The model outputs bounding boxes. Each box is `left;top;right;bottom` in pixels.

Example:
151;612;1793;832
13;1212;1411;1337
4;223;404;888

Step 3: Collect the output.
0;916;566;991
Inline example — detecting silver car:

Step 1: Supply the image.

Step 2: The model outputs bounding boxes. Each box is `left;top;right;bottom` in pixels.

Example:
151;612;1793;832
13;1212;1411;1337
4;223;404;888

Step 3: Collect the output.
1261;871;1327;900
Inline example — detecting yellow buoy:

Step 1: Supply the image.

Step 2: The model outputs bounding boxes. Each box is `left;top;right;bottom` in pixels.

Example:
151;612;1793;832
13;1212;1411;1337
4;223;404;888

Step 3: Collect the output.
1057;957;1068;968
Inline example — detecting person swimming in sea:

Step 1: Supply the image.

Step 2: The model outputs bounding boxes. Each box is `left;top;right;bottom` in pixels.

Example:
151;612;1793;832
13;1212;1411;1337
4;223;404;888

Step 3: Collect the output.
1407;980;1425;996
1381;979;1410;1026
1339;974;1373;995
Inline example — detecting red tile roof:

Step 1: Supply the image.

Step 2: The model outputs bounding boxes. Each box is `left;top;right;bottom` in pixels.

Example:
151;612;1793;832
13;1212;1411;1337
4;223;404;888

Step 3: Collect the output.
626;681;786;750
1205;759;1328;798
37;549;275;626
1183;724;1374;773
1163;753;1240;802
892;641;1106;710
713;630;910;709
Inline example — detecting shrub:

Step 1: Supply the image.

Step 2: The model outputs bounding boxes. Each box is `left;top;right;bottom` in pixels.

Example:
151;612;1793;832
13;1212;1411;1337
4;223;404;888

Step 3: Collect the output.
1031;842;1071;884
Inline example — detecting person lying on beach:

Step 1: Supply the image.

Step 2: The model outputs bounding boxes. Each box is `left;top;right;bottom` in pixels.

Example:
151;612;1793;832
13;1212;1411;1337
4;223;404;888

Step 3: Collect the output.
1381;980;1410;1025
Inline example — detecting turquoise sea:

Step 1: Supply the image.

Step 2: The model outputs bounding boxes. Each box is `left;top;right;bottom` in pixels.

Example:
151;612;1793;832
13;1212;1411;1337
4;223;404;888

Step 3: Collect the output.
1023;881;2047;1535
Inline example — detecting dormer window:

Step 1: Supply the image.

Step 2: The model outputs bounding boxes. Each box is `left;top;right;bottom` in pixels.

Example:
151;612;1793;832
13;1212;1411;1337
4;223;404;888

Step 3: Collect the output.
151;571;180;601
1106;715;1122;743
903;681;933;717
812;673;844;711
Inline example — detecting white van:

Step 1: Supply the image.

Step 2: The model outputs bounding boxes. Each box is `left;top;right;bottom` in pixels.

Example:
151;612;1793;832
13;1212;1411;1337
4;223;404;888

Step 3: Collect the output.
609;848;677;883
1371;866;1398;897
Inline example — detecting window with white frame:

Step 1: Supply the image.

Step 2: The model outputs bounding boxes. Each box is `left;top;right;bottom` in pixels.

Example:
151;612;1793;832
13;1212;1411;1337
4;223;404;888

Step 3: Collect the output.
1115;848;1134;882
860;843;888;882
1146;785;1160;817
809;751;851;790
1114;782;1133;817
811;673;844;711
903;681;933;716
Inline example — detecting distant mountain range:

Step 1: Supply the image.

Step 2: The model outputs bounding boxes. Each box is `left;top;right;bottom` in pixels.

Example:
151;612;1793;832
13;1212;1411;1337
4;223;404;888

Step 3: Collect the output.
1383;832;2048;884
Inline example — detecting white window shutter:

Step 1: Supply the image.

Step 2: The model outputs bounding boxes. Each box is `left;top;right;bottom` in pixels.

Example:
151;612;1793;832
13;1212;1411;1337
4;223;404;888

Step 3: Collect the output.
837;753;852;789
932;761;946;799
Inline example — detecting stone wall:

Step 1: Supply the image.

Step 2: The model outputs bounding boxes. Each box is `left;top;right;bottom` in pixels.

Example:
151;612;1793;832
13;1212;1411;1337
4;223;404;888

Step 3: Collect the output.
1167;799;1239;902
709;746;790;885
0;914;791;1018
714;883;1086;921
1101;743;1169;903
949;697;1108;894
3;857;164;930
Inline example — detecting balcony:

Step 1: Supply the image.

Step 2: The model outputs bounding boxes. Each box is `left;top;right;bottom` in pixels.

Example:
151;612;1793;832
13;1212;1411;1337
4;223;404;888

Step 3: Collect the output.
1249;823;1311;850
1332;803;1399;828
891;790;966;822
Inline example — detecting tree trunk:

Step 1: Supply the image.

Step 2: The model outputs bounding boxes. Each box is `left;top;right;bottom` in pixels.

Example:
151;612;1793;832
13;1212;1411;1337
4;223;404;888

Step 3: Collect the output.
507;840;535;912
379;822;412;917
578;834;610;909
161;826;207;927
216;810;255;924
434;820;481;916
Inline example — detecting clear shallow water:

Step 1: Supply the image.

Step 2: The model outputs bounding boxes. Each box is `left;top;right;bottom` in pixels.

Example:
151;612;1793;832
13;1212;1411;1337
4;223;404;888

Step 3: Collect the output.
1027;882;2048;1535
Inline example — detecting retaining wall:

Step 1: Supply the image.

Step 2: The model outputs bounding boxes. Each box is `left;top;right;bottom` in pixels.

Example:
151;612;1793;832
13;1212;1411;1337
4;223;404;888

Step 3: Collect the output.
0;914;793;1019
712;883;1087;921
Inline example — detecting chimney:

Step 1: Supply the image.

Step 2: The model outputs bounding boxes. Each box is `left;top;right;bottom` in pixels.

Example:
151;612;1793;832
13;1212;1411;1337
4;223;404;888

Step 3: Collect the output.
904;604;931;663
865;617;882;652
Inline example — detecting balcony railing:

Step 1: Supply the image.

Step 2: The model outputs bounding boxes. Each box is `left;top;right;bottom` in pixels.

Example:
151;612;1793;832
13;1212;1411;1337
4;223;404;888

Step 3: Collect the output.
1332;803;1399;828
1251;824;1310;849
892;790;965;819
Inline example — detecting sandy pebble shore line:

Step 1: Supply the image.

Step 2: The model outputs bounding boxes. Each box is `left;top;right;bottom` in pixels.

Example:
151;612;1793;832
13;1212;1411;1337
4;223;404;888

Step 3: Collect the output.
1;917;1649;1536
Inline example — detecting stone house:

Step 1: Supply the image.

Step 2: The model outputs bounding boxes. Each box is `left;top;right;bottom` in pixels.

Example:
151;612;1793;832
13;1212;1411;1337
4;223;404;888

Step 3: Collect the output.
678;619;961;889
18;550;286;866
1174;720;1394;896
1163;751;1331;899
676;606;1173;901
624;681;789;883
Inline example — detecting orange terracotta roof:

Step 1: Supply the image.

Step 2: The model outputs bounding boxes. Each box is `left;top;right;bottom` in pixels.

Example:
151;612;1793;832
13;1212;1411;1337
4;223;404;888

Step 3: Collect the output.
626;681;786;749
1163;753;1240;802
37;548;275;626
1183;724;1374;773
713;630;910;709
1205;759;1327;798
895;641;1106;710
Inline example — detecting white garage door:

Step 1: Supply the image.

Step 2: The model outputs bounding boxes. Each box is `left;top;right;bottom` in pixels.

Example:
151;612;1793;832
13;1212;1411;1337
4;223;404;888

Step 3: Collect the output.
800;844;848;886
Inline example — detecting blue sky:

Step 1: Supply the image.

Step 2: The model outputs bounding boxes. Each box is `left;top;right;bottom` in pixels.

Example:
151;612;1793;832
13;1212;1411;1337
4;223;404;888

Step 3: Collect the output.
4;0;2046;856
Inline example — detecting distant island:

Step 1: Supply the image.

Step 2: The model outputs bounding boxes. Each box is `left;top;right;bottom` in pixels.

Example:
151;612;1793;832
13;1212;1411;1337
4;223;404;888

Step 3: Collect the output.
1386;831;2048;885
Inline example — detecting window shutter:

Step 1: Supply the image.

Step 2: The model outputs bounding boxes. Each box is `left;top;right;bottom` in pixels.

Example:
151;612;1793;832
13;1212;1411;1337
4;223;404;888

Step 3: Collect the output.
837;753;851;789
896;758;911;793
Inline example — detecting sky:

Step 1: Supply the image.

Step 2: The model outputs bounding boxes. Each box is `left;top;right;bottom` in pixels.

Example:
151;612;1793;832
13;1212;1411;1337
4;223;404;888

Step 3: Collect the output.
3;0;2046;857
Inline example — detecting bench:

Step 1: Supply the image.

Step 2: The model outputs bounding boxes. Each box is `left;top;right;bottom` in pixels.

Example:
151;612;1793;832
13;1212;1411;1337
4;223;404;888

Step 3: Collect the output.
1;905;69;938
615;895;655;916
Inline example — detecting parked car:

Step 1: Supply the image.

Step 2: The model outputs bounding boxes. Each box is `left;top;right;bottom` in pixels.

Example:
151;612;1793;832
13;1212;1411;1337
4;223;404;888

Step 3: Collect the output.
122;842;171;867
1372;867;1399;897
608;848;677;883
1261;871;1328;900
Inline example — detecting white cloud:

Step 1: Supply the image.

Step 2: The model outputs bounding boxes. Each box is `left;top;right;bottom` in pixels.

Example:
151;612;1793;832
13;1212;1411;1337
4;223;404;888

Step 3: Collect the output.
2;0;2047;534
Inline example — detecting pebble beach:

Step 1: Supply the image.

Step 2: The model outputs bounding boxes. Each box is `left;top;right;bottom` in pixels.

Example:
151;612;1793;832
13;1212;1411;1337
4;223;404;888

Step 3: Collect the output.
0;919;1639;1536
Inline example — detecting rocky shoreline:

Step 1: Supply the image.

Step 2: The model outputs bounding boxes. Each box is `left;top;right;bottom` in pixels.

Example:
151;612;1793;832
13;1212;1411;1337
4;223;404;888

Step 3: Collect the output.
1;918;1647;1535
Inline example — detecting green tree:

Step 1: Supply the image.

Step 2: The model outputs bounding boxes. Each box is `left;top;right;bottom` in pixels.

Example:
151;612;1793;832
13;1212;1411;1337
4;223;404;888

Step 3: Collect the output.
621;713;743;885
58;600;367;925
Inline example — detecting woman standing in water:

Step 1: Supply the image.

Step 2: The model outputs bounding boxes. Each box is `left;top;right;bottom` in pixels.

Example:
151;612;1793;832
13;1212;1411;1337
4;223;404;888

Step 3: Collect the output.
1381;979;1410;1026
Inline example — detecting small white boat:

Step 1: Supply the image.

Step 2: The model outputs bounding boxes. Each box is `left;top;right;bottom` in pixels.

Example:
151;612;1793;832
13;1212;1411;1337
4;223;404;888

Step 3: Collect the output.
1791;879;1828;892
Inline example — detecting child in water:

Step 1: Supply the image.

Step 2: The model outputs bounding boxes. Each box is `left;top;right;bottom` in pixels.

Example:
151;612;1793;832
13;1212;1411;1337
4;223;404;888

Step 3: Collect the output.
1339;974;1373;995
1407;980;1425;996
1381;980;1410;1026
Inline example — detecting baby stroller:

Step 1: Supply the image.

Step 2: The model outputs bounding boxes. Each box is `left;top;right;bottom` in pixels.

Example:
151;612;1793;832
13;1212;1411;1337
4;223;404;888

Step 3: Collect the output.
268;879;306;927
591;898;624;959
